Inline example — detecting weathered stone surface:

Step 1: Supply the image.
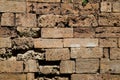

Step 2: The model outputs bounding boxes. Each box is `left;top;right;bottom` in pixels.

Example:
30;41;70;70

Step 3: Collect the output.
74;27;95;38
12;37;33;50
100;59;120;73
0;61;23;72
37;0;60;2
0;38;11;48
64;38;98;47
99;38;117;47
34;39;63;48
37;3;60;14
76;59;99;73
41;28;73;38
38;14;68;27
0;27;17;38
27;73;34;80
38;76;69;80
0;0;26;13
0;48;6;55
1;13;14;26
39;65;59;74
71;74;102;80
103;48;109;58
62;0;73;3
16;14;37;27
45;48;70;61
71;47;103;59
69;15;98;27
60;60;75;74
17;27;40;37
98;13;120;26
0;74;26;80
96;27;120;38
24;60;39;72
27;2;37;13
110;48;120;59
101;2;112;12
113;2;120;12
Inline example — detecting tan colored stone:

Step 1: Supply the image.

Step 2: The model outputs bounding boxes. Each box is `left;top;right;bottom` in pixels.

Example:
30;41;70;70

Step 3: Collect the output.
0;74;26;80
60;60;75;74
34;38;63;48
0;38;11;48
101;2;112;12
45;48;70;61
74;27;95;38
103;48;109;58
96;27;120;38
100;38;117;47
100;59;120;73
71;47;103;59
37;0;60;2
110;48;120;59
64;38;98;47
16;14;37;27
41;28;73;38
62;0;73;3
27;2;37;13
1;13;14;26
76;59;99;73
113;2;120;12
0;61;23;72
27;73;34;80
0;0;26;13
37;3;60;15
98;13;120;26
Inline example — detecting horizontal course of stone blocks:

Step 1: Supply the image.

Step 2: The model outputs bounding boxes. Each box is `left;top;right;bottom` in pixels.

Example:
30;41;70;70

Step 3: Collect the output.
0;0;120;80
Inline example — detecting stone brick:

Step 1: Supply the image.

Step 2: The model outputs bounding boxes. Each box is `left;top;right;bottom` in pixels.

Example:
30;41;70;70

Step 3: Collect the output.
34;39;63;48
103;48;109;58
12;37;33;50
38;14;68;27
101;2;112;12
45;48;70;61
69;15;98;27
37;0;60;2
27;2;37;13
62;0;73;3
1;13;14;26
71;74;102;80
113;2;120;12
74;0;100;3
98;13;120;26
37;3;60;15
0;0;26;13
27;73;34;80
63;38;98;47
100;59;120;73
118;39;120;47
0;27;17;38
0;74;26;80
17;27;40;37
76;59;99;73
60;60;75;74
16;14;37;27
24;60;39;72
0;48;6;55
0;38;11;48
102;0;120;1
71;47;103;59
0;61;23;72
110;48;120;59
95;27;120;38
74;27;95;38
39;65;59;74
99;38;117;47
41;28;73;38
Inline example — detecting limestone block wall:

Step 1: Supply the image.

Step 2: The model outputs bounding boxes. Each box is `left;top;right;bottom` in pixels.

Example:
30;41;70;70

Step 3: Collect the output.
0;0;120;80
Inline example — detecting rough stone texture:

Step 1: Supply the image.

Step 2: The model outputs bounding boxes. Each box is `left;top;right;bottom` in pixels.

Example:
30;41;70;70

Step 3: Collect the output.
1;13;14;26
41;28;73;38
76;59;99;73
113;2;120;12
0;38;11;48
74;27;95;38
60;60;75;74
27;73;34;80
110;48;120;59
101;2;112;12
45;48;70;61
37;0;60;2
71;47;103;59
0;0;26;13
34;38;63;48
99;38;118;47
0;61;23;72
100;59;120;73
37;3;60;15
103;48;109;58
64;38;98;47
27;2;37;13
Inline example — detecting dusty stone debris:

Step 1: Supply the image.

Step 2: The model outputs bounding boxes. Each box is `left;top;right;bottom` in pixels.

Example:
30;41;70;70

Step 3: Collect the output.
0;0;120;80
